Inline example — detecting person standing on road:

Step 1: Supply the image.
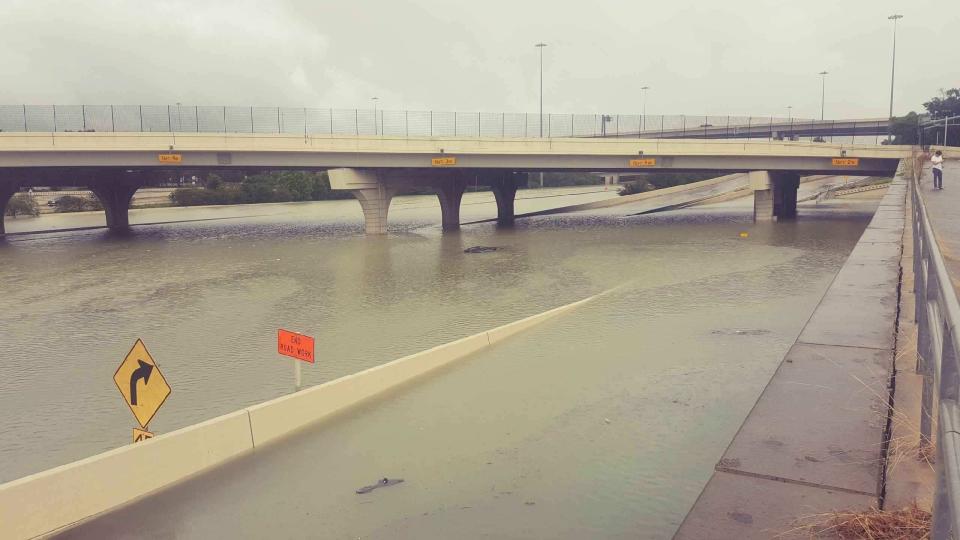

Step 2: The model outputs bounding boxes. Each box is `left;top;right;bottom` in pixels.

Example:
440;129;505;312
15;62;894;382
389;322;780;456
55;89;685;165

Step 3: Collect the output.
932;150;945;190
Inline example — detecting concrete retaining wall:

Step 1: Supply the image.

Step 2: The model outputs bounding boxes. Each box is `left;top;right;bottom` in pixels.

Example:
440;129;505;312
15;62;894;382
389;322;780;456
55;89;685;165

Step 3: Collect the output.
0;294;598;539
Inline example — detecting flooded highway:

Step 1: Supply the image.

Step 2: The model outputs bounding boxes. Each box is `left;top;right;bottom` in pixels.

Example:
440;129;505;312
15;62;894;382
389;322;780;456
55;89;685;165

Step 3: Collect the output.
1;185;883;538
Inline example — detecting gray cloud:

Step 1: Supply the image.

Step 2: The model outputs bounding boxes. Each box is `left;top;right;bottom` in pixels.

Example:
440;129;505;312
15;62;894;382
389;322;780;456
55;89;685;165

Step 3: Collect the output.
1;0;955;119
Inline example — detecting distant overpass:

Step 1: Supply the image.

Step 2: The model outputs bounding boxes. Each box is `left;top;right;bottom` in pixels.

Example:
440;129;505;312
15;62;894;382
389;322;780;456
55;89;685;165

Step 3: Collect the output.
606;118;891;140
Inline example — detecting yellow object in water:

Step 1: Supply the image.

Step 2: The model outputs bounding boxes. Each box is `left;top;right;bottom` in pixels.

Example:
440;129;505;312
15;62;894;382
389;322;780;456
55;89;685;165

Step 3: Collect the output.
739;232;749;238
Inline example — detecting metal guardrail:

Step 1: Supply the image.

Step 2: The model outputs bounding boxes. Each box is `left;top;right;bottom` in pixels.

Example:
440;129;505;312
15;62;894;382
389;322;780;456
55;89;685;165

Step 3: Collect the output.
911;159;960;538
0;104;891;143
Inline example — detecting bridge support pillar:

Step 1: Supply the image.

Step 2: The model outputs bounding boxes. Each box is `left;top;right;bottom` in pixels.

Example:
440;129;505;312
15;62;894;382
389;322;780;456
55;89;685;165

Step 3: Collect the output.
751;171;799;222
328;168;398;235
89;180;140;230
0;180;20;236
434;176;468;231
488;172;519;225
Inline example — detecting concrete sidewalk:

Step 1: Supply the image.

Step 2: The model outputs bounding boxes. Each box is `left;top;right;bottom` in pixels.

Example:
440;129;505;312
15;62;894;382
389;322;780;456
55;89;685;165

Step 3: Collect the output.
675;178;907;538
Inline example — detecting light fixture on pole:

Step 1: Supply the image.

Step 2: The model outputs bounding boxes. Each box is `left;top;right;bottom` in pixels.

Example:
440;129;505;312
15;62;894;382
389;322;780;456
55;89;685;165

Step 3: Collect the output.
641;86;650;131
371;97;379;135
818;71;829;121
535;42;547;138
887;14;904;142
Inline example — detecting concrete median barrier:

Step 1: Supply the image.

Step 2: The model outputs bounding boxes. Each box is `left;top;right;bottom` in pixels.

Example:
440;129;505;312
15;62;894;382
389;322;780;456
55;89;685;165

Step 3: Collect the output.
0;410;253;540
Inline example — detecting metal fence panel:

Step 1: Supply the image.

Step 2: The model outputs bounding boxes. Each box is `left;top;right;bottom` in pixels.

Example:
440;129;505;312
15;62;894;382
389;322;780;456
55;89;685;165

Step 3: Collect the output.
0;103;864;141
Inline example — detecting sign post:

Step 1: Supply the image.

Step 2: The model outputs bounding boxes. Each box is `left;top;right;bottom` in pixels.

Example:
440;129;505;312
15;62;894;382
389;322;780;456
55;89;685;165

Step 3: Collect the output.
278;329;315;391
113;339;171;443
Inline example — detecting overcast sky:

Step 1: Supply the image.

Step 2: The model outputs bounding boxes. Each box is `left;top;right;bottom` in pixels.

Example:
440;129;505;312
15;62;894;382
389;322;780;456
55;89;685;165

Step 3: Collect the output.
1;0;956;120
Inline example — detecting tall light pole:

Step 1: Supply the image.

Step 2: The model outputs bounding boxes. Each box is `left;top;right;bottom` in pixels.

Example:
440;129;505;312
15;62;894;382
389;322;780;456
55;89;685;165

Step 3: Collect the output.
641;86;650;131
818;71;829;121
371;97;379;135
787;105;793;121
535;42;547;138
887;14;904;142
176;102;183;132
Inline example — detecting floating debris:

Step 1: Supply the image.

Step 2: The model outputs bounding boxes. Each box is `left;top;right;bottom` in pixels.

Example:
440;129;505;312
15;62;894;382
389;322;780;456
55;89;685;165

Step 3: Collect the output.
711;329;771;336
355;477;404;494
464;246;498;254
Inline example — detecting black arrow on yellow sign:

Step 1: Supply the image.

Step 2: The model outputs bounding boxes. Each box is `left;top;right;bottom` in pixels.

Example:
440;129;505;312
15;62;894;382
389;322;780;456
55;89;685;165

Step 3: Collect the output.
129;360;154;406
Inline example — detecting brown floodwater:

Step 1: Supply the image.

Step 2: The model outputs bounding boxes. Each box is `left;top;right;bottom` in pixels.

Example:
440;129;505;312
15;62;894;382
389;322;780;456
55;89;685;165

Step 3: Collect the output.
0;187;881;538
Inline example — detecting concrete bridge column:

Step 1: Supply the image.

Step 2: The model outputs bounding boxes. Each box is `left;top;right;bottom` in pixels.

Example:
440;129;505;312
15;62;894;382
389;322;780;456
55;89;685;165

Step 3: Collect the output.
488;172;519;225
750;171;800;222
433;175;468;231
89;182;140;230
0;180;20;236
328;168;398;235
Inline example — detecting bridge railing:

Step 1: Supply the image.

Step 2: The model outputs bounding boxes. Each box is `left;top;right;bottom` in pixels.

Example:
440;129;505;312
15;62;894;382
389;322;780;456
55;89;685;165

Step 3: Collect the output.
0;104;891;143
920;115;960;147
911;162;960;538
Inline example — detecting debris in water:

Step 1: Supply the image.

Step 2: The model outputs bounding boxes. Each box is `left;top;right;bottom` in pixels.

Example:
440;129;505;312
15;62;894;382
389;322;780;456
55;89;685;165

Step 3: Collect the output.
355;477;404;494
604;418;612;424
464;246;498;253
711;329;771;336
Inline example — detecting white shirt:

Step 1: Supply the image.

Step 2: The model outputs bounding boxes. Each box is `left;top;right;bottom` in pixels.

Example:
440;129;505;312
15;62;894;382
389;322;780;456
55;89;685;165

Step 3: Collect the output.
932;155;944;170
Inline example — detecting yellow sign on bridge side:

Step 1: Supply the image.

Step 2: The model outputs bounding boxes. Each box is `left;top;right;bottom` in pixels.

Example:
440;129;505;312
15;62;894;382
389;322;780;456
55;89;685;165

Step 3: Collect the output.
431;157;457;167
832;158;860;167
158;154;183;163
629;158;657;167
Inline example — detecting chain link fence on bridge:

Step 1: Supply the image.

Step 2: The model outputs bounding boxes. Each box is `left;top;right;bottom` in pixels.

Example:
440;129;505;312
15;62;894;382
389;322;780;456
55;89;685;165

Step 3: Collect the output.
0;104;891;144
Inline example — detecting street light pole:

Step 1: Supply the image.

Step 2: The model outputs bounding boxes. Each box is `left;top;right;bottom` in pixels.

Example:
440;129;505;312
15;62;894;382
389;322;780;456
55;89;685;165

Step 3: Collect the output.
887;14;904;142
641;86;650;131
371;97;379;135
818;71;829;121
535;43;547;138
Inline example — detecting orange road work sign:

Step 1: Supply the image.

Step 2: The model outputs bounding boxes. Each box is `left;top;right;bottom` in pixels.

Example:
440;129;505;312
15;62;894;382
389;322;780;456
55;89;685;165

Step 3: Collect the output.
278;329;315;363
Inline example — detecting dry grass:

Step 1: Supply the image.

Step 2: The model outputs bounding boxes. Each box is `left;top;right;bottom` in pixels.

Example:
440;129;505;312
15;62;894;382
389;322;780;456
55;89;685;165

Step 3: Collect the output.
783;502;930;539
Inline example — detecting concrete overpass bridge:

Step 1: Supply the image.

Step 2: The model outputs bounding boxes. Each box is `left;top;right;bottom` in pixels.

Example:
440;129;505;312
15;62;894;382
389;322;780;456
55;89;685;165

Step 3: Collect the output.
0;131;909;235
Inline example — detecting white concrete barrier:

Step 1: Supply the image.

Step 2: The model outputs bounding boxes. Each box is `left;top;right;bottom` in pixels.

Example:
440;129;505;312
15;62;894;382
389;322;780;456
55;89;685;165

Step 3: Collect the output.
247;293;598;446
0;292;603;539
0;410;253;540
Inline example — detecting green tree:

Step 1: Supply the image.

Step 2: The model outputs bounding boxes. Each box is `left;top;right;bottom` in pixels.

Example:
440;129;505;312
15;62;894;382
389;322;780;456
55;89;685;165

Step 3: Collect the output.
54;195;103;212
889;112;921;145
892;88;960;146
5;193;40;217
924;88;960;120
